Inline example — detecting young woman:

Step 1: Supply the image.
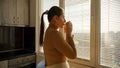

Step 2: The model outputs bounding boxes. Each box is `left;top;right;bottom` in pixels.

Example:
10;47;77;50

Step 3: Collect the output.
40;6;77;68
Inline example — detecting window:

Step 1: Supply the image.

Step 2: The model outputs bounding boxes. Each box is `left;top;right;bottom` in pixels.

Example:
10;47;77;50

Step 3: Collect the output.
101;0;120;67
65;0;91;60
39;0;120;67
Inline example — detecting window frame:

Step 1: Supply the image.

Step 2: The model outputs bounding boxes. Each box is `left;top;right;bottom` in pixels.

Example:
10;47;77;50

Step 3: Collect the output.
59;0;98;67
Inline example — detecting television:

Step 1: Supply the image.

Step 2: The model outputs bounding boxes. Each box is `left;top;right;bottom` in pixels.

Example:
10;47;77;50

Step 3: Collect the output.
0;26;35;52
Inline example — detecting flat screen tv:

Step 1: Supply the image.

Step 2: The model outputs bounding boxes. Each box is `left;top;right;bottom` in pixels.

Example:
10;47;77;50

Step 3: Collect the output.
0;26;24;52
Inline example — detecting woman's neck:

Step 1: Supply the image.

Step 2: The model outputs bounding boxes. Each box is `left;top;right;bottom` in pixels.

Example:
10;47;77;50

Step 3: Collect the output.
48;23;58;31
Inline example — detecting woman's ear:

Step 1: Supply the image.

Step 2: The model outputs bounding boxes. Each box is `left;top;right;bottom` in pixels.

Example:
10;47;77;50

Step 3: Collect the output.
53;15;59;22
52;16;59;27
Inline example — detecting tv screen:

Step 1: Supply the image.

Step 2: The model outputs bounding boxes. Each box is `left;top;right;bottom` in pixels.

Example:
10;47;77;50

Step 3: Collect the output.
0;26;24;52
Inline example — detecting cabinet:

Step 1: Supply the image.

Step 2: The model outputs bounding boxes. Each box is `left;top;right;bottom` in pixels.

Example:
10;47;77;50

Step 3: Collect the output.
0;1;2;25
0;60;8;68
0;0;10;25
0;55;35;68
30;0;36;27
9;0;17;26
0;0;28;26
16;0;28;26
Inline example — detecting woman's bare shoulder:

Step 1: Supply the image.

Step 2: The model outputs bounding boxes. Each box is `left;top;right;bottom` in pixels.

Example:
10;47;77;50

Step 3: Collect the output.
46;29;60;36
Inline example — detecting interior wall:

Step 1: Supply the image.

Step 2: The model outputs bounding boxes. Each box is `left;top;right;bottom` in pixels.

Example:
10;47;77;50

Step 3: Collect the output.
35;0;44;64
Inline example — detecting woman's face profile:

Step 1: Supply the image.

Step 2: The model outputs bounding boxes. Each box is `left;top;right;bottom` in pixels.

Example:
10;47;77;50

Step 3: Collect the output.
57;14;66;28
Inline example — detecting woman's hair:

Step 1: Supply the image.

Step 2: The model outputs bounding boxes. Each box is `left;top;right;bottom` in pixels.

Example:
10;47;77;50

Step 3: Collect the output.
40;6;63;46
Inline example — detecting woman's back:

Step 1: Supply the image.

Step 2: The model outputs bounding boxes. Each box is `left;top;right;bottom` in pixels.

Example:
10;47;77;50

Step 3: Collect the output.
44;27;66;66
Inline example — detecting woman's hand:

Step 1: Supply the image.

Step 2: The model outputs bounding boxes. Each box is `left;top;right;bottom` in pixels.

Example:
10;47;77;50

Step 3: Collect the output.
64;21;73;35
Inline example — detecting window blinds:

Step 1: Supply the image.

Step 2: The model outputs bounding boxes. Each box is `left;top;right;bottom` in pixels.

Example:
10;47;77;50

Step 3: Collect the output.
101;0;120;67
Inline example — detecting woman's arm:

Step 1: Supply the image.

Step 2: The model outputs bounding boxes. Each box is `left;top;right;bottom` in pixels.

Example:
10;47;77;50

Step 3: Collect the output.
53;21;76;59
66;33;76;59
53;31;76;59
65;21;76;59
